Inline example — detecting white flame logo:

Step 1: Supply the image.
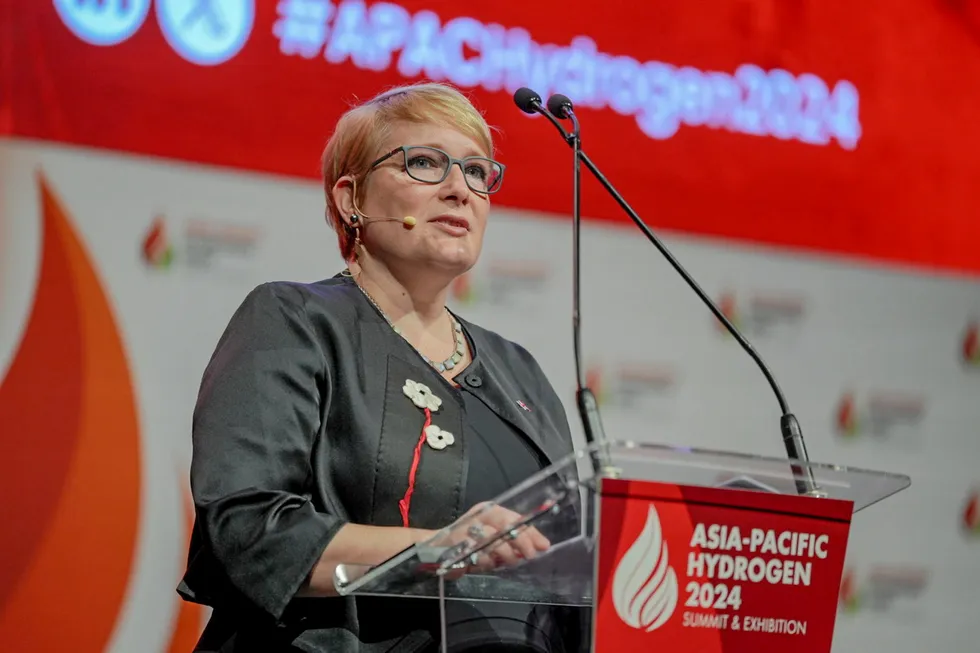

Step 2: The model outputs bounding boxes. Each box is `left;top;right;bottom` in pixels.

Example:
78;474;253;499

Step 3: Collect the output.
612;505;679;631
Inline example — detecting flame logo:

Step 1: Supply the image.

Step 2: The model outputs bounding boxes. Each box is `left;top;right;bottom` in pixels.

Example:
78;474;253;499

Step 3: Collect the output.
963;320;979;366
451;272;475;303
612;505;679;632
839;569;860;613
835;392;859;437
142;215;174;268
963;491;980;536
585;366;606;406
715;291;740;334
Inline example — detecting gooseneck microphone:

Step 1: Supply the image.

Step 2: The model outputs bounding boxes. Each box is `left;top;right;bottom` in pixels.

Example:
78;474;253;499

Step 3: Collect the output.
513;87;823;497
516;88;613;478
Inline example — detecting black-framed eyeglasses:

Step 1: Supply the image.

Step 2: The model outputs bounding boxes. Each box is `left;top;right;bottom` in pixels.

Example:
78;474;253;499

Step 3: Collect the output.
369;145;505;195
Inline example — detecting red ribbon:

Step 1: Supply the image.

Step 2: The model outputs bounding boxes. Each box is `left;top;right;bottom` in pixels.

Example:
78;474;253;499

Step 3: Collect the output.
399;406;432;527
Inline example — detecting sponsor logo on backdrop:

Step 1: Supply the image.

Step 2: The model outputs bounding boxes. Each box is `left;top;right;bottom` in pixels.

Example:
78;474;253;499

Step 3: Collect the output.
157;0;255;65
140;215;259;273
54;0;152;46
586;363;678;417
714;289;806;339
612;505;679;632
962;318;979;368
141;216;175;269
834;390;925;443
450;260;549;308
962;489;980;538
838;566;929;615
272;0;861;149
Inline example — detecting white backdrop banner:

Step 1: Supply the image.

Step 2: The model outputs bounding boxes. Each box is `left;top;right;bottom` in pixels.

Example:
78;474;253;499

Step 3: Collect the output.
1;138;978;652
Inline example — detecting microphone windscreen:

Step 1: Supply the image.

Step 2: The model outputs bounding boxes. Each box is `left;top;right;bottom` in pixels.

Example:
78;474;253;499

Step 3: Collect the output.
513;87;542;114
547;93;573;118
403;216;417;227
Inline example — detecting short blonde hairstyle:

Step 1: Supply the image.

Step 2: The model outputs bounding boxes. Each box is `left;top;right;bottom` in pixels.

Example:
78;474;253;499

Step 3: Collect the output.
320;82;496;261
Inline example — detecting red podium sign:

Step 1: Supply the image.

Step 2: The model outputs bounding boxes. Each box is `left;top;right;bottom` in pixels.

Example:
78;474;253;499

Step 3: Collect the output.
594;479;853;652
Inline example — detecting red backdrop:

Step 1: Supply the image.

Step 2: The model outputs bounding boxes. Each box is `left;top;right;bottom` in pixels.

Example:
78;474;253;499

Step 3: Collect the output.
5;0;979;275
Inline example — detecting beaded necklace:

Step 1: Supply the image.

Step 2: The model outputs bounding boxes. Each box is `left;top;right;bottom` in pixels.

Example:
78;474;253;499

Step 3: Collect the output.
353;278;466;373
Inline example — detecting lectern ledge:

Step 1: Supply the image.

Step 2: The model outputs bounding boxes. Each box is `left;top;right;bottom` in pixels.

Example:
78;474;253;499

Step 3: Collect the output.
334;439;910;653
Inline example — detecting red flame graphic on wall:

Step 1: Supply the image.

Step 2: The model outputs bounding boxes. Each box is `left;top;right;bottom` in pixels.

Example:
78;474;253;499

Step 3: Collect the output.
835;393;859;437
963;320;979;365
142;215;174;268
0;173;141;650
451;272;474;303
715;291;739;334
839;569;860;612
963;492;980;536
585;366;605;406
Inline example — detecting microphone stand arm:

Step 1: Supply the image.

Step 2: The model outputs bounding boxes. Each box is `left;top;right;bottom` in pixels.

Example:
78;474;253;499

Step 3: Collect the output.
529;103;618;479
569;113;619;479
546;107;823;497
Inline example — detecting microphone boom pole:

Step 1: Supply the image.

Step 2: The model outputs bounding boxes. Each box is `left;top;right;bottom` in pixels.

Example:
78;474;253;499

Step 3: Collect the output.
515;88;824;497
513;88;617;478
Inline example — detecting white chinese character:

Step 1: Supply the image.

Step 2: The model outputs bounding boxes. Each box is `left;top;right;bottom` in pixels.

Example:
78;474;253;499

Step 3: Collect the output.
272;0;334;58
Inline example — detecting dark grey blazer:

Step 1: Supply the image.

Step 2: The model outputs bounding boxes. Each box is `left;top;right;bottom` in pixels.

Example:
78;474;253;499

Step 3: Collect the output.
177;274;578;652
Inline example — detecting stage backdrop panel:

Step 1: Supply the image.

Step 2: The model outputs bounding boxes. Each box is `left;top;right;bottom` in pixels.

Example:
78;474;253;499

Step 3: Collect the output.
1;138;977;652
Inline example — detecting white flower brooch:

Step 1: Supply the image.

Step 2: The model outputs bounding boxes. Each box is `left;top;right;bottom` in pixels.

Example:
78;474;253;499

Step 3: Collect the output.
424;424;455;451
398;378;456;528
402;379;443;413
402;380;453;450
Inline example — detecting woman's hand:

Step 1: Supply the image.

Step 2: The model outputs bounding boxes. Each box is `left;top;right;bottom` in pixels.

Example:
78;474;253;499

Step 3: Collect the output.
439;502;551;572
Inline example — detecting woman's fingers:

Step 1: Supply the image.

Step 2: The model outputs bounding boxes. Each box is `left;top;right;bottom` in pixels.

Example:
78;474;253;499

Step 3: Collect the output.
472;506;551;564
438;504;555;573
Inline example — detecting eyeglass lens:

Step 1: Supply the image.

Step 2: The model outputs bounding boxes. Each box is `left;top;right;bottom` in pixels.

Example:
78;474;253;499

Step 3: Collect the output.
402;146;503;193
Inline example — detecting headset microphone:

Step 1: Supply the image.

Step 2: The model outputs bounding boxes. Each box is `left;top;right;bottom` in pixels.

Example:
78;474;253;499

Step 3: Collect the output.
349;178;417;229
356;214;415;228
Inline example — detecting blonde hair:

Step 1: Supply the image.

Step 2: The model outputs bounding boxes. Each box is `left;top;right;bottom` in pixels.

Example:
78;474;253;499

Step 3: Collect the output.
320;82;496;261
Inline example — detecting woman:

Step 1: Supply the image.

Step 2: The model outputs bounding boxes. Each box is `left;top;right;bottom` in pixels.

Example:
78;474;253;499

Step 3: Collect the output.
178;82;587;652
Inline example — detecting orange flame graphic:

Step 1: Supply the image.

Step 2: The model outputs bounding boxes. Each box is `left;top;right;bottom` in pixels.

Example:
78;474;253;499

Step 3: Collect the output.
0;173;142;650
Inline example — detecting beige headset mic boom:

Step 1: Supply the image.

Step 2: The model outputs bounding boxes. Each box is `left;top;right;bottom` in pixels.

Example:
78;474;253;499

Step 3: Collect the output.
349;179;417;229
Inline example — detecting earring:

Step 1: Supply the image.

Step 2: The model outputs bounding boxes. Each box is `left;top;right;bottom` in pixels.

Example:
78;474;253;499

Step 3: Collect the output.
350;214;359;224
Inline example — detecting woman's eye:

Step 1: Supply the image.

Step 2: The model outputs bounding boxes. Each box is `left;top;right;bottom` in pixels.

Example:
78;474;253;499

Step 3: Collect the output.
465;164;488;180
407;156;438;169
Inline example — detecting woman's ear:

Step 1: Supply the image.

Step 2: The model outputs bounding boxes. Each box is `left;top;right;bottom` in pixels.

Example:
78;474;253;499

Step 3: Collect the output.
332;175;356;226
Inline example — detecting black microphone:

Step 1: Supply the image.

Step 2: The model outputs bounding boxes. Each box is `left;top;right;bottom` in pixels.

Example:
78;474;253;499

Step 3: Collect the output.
513;88;614;478
513;87;543;114
514;87;574;144
546;93;574;119
523;89;823;497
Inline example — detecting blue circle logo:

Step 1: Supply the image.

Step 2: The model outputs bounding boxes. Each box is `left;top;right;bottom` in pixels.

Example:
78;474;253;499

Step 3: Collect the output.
54;0;151;46
157;0;255;66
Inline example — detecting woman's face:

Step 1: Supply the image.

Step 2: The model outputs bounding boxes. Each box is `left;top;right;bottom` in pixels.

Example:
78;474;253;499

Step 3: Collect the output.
339;120;494;278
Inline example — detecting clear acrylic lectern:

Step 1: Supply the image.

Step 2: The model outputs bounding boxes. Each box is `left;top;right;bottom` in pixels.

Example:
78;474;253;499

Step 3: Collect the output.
333;440;910;652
